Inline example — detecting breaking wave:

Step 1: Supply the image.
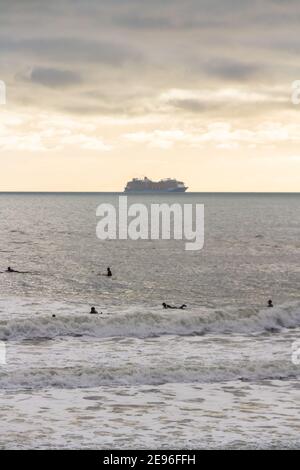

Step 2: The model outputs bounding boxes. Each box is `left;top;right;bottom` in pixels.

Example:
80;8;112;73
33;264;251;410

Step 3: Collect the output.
0;359;299;390
0;302;299;341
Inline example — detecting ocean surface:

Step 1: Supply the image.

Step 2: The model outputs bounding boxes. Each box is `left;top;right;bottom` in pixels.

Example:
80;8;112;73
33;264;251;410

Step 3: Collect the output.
0;193;299;449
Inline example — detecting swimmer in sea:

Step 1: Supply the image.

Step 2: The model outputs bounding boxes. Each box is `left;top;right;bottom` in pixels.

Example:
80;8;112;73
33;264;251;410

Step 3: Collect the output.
162;302;176;309
162;302;187;310
4;267;30;274
90;307;102;314
98;267;112;277
268;299;274;308
6;266;18;272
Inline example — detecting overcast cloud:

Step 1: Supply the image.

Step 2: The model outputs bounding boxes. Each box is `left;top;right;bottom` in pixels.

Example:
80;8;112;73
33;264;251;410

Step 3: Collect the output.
0;0;299;116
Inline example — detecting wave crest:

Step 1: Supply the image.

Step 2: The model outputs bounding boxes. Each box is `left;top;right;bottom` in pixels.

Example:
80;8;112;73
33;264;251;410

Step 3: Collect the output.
0;302;299;341
0;359;298;390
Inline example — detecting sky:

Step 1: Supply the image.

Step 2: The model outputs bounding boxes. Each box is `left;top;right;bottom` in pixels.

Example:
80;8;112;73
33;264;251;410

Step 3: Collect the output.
0;0;300;191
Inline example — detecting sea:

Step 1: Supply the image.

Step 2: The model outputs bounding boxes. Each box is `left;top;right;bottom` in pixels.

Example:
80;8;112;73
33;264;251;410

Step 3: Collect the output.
0;193;299;449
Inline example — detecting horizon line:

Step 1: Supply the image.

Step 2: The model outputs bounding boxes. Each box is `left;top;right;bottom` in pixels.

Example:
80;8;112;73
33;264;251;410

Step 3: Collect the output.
0;191;299;195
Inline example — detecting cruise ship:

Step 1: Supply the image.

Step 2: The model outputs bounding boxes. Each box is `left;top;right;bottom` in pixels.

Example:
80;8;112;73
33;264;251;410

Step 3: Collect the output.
124;177;188;193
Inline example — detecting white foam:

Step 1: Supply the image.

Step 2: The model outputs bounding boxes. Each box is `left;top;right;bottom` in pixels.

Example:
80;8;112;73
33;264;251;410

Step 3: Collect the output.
0;301;299;341
0;358;298;390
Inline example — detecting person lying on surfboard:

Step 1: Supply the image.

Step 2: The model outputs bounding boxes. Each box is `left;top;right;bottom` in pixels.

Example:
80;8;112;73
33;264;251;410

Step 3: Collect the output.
4;266;31;273
6;266;20;273
162;302;187;310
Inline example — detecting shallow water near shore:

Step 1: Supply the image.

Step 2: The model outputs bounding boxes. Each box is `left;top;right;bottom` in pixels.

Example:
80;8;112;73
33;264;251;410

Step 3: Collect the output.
0;193;299;449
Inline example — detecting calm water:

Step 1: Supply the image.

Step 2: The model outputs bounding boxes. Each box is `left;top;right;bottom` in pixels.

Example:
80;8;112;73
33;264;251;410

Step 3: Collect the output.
0;193;299;449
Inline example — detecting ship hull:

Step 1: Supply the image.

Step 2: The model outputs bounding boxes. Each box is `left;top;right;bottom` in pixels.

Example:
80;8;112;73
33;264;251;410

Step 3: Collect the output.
125;187;187;193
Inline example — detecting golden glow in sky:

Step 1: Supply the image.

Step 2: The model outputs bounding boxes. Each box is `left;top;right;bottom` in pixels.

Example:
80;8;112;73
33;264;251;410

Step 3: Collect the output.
0;1;300;191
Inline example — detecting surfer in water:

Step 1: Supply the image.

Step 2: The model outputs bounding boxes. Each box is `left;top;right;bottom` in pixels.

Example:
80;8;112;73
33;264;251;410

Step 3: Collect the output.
98;267;112;277
6;266;19;273
268;299;274;308
4;266;31;274
162;302;187;310
90;307;102;314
